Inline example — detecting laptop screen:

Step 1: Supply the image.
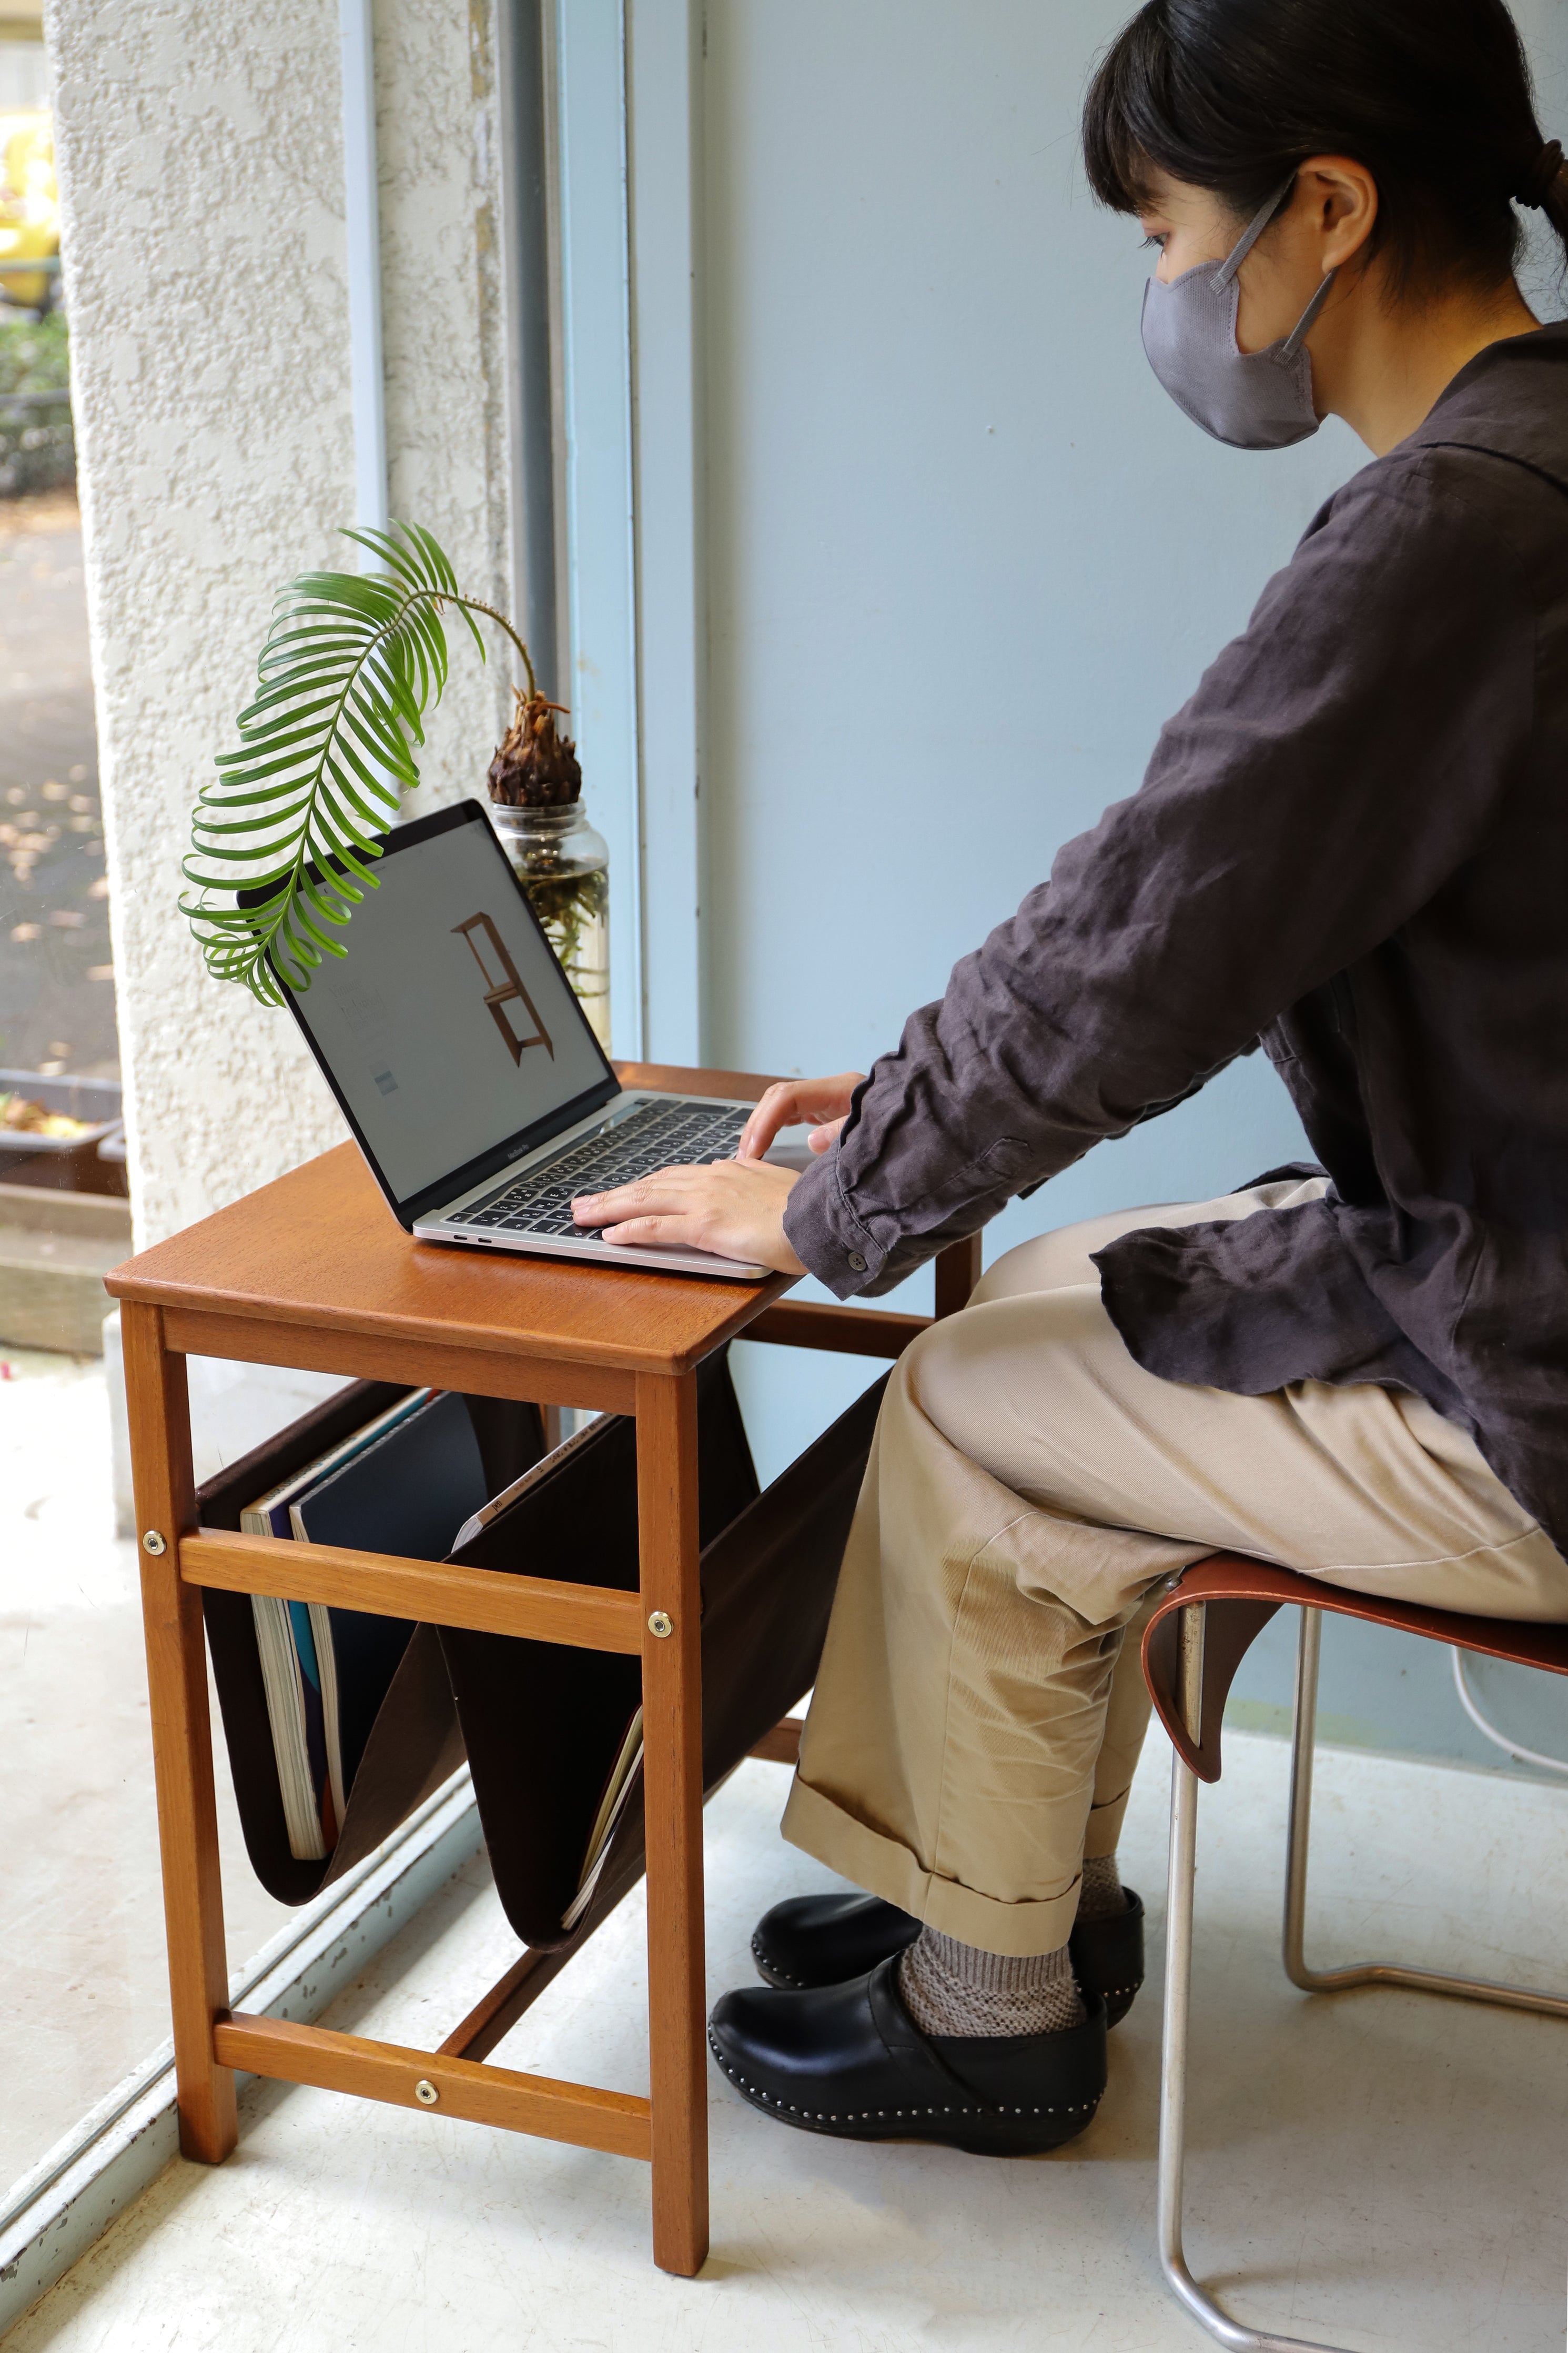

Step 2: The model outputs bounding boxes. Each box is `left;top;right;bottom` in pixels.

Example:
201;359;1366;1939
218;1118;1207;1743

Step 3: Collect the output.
271;803;615;1210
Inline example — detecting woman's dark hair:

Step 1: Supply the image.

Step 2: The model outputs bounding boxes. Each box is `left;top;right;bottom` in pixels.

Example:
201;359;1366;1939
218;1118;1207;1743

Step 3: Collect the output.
1083;0;1568;295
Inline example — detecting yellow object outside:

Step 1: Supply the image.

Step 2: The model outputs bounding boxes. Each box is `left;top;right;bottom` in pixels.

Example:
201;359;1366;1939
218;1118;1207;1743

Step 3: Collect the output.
0;110;59;310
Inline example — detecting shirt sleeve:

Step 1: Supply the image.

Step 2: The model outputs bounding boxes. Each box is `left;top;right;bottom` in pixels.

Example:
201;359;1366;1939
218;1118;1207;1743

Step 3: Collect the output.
782;455;1538;1298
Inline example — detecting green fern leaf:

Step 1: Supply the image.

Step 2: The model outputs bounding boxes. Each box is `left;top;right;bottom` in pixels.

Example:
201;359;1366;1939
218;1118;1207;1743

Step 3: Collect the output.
181;519;534;1003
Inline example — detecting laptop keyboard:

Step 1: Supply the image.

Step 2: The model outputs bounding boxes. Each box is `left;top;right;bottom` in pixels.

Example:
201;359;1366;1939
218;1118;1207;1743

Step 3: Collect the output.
457;1100;752;1238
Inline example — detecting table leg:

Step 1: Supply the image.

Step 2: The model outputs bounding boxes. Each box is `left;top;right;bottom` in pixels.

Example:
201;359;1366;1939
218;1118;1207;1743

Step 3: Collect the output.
122;1301;237;2164
636;1369;708;2276
934;1232;983;1319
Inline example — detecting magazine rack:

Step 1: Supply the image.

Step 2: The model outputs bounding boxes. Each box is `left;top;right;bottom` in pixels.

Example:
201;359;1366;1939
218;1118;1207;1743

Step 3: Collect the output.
105;1063;981;2278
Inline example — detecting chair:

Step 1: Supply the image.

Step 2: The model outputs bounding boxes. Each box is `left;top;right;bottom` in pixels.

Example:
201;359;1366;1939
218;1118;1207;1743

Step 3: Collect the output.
1139;1555;1568;2353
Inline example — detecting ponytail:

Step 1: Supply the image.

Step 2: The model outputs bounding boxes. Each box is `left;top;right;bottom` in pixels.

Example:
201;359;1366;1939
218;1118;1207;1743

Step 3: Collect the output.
1517;135;1568;265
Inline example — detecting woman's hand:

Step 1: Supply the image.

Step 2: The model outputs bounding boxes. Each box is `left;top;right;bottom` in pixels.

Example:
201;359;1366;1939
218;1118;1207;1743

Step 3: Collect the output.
572;1158;807;1274
736;1072;866;1163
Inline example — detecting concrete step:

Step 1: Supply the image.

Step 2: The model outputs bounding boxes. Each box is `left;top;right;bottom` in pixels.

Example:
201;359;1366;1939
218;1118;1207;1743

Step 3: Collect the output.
0;1182;132;1355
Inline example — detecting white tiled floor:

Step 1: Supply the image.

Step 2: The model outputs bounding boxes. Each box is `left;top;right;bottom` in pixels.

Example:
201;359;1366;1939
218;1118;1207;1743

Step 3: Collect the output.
11;1726;1568;2352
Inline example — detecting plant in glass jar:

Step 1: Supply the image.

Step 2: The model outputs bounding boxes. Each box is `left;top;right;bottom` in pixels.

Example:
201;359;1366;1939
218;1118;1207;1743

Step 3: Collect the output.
180;521;600;1022
484;688;611;1050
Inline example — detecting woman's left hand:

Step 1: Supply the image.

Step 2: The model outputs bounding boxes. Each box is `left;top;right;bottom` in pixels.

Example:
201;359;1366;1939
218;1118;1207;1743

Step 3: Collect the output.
572;1158;807;1274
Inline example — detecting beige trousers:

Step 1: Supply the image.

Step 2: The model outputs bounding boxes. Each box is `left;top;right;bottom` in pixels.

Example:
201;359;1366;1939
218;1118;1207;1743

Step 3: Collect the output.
782;1181;1568;1955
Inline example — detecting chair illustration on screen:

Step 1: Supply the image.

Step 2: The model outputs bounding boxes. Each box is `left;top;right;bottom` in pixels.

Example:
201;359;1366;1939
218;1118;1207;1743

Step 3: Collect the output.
1140;1555;1568;2353
452;911;555;1063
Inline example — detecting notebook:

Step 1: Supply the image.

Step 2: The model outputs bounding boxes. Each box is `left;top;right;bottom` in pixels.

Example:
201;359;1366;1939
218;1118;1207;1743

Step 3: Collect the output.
242;1389;489;1860
242;1388;430;1860
289;1390;489;1838
563;1707;643;1932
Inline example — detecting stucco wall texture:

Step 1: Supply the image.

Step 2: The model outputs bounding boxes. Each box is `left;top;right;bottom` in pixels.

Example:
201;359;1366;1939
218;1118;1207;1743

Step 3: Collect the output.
46;0;517;1245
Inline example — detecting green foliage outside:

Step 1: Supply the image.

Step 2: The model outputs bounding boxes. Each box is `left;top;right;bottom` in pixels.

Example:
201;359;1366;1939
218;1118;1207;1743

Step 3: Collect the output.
0;310;73;496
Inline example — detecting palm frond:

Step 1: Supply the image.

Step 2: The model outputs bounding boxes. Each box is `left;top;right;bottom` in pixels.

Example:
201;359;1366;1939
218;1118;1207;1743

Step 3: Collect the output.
181;520;532;1004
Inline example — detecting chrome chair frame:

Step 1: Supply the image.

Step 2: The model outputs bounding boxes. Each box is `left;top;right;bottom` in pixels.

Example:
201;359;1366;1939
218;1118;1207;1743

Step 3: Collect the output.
1158;1600;1568;2353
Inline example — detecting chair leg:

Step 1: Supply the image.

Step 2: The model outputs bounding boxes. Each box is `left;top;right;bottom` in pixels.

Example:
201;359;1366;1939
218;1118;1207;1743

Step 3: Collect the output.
1280;1604;1326;1992
1282;1605;1568;2018
1157;1607;1353;2353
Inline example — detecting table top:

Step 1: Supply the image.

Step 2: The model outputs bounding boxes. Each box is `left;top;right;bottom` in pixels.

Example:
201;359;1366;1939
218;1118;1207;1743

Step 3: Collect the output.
104;1063;796;1379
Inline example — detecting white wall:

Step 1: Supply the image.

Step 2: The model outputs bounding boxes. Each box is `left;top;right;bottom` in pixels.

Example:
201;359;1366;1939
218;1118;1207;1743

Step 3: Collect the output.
47;0;519;1249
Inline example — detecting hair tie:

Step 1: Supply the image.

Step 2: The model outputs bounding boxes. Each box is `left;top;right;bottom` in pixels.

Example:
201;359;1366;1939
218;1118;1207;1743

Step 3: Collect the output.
1519;138;1565;209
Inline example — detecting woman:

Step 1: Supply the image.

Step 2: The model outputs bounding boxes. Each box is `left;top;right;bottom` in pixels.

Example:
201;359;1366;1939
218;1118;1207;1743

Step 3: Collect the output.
574;0;1568;2154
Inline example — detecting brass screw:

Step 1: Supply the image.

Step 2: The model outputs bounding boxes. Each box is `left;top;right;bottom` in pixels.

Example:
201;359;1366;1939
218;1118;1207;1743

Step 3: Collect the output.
141;1531;167;1556
648;1611;673;1640
414;2079;439;2107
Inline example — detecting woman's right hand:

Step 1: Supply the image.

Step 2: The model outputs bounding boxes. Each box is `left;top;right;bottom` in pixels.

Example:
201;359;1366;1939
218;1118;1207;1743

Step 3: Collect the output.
736;1072;866;1163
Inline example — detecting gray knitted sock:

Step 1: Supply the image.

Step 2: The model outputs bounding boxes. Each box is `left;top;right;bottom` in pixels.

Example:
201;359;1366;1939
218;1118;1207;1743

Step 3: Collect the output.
1076;1852;1125;1923
897;1928;1085;2037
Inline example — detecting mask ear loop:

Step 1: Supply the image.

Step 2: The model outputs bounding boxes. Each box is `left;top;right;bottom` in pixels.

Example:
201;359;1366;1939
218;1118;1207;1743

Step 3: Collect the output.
1279;269;1338;360
1212;175;1299;290
1211;172;1339;361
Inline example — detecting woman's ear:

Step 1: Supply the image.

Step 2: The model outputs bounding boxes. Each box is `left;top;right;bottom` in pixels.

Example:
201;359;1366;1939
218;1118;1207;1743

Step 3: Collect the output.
1300;155;1380;274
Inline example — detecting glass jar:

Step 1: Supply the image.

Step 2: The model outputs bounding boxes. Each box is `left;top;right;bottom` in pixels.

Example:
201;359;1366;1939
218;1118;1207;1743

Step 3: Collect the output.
489;800;611;1050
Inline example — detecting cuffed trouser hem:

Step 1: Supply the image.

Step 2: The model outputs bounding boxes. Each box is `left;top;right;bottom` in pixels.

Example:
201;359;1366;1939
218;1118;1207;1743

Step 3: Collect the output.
781;1774;1083;1957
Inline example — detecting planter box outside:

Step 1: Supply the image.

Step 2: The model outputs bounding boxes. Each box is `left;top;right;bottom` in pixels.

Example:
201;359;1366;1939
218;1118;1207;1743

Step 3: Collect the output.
0;1071;126;1197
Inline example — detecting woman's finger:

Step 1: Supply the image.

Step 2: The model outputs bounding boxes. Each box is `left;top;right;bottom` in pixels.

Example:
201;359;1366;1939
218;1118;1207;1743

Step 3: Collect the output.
807;1115;848;1154
738;1072;865;1161
572;1168;698;1224
737;1082;804;1161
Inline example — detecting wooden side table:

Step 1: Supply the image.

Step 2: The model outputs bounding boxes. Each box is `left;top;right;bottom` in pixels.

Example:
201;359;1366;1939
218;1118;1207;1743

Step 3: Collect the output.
105;1063;980;2277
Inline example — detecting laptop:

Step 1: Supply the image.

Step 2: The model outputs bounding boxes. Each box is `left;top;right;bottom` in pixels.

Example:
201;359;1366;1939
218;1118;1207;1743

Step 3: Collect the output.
261;799;772;1279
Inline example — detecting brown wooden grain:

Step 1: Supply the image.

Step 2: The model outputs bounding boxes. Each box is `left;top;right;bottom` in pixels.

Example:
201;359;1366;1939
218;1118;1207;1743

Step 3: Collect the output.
213;2013;651;2159
747;1299;931;1359
748;1716;805;1766
105;1139;792;1380
438;1947;556;2060
160;1305;637;1416
934;1233;984;1320
636;1371;709;2277
613;1061;783;1101
122;1302;238;2165
182;1530;644;1651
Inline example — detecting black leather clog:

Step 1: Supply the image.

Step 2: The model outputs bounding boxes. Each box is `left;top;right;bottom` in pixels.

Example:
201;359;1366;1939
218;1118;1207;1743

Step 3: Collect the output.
708;1955;1107;2156
751;1891;921;1988
753;1888;1145;2027
1069;1891;1145;2027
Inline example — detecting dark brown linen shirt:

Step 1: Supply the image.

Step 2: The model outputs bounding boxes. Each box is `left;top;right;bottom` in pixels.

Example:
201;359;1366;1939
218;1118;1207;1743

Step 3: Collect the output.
783;323;1568;1555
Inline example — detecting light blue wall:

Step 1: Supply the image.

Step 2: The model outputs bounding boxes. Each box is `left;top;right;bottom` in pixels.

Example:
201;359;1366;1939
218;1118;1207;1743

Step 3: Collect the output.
701;0;1357;1476
702;2;1356;1098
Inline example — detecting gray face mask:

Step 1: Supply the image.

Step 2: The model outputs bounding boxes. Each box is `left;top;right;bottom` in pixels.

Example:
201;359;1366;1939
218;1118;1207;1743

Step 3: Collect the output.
1140;178;1337;450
